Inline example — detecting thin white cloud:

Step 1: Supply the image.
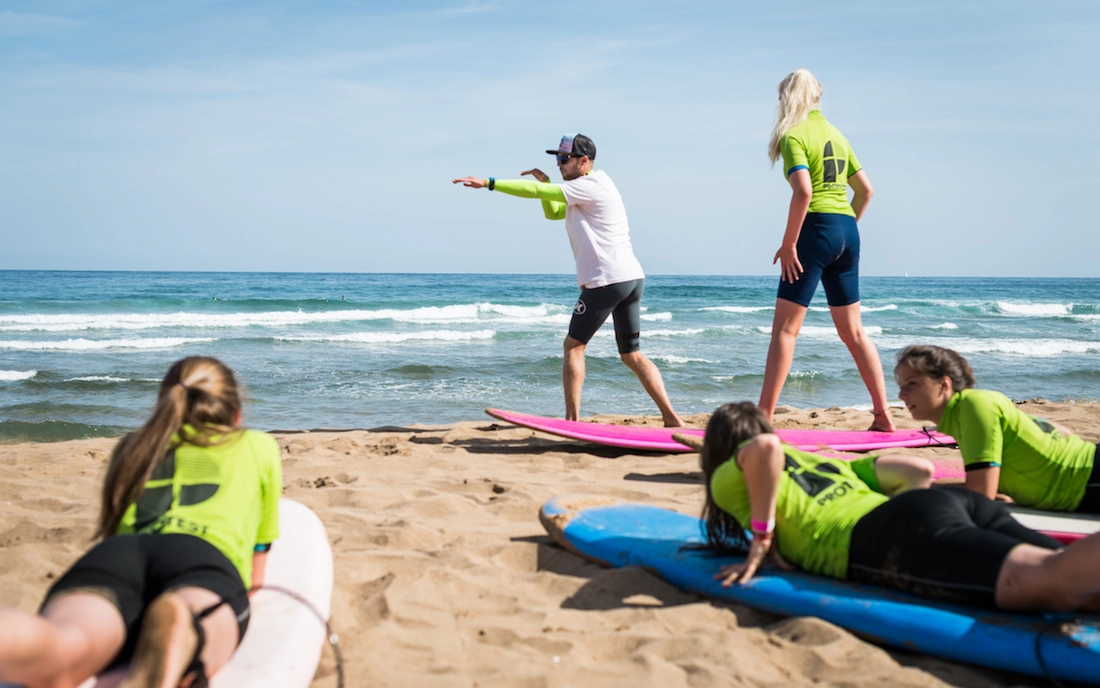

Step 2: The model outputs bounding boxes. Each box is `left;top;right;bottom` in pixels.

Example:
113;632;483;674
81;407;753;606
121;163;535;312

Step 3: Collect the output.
0;11;79;34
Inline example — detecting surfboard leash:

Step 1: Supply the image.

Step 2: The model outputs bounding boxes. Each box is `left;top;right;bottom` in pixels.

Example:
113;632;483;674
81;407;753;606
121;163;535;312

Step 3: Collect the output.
199;585;345;688
1033;618;1070;688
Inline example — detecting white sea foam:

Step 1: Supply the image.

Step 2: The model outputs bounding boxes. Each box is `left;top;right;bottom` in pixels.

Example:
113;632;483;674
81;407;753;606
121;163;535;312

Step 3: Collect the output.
861;304;899;313
995;302;1072;317
641;312;672;321
930;322;959;330
68;375;128;382
0;303;570;332
755;325;883;337
700;306;774;313
0;337;215;351
949;338;1100;357
275;330;496;344
788;370;820;379
0;370;37;381
650;354;713;364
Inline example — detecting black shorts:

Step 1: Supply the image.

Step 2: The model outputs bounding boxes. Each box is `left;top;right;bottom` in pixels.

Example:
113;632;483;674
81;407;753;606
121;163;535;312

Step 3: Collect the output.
1075;445;1100;514
776;212;860;307
568;278;644;354
847;488;1062;608
43;533;250;668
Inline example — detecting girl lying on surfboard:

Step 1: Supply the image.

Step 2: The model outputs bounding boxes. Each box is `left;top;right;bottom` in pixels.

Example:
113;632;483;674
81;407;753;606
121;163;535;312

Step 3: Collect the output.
700;401;1100;612
0;357;282;688
895;344;1099;513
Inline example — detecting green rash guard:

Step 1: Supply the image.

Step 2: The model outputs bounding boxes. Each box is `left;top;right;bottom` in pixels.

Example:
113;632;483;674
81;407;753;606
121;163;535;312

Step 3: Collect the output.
117;428;283;586
492;179;567;220
780;111;861;217
710;443;887;579
937;389;1097;511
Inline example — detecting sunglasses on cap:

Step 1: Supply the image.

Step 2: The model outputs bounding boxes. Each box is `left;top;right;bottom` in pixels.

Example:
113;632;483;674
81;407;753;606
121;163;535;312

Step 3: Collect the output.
556;153;583;165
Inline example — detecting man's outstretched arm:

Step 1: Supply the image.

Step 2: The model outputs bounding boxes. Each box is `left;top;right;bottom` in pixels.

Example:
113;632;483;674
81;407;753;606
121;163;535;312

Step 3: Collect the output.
452;170;567;220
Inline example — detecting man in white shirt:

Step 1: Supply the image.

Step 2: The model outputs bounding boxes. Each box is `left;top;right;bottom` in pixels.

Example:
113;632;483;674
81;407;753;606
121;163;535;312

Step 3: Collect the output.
453;134;683;426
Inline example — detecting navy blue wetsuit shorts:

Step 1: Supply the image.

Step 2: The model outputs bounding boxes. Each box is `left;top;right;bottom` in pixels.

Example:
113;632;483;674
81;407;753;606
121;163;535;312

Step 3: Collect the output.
568;279;644;354
777;212;861;307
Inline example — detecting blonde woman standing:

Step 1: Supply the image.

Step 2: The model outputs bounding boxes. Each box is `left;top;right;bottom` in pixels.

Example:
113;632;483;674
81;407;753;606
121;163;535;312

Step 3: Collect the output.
759;69;894;432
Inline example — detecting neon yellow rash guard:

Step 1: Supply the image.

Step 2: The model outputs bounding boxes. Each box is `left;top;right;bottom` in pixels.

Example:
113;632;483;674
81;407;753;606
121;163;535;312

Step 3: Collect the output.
936;389;1096;511
710;443;887;579
491;179;567;220
780;110;861;217
117;428;283;586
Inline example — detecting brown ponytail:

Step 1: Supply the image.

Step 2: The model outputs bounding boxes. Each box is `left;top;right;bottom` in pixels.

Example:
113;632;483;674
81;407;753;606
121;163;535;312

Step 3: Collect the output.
97;356;242;538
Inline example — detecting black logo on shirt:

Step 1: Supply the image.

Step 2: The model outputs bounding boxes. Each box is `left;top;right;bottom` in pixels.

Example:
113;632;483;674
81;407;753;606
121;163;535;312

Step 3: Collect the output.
133;449;220;532
822;141;847;183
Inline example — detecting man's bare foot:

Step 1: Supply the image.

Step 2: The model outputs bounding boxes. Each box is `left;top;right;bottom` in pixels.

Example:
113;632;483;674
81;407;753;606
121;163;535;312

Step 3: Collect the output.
663;413;685;428
868;409;896;432
119;594;200;688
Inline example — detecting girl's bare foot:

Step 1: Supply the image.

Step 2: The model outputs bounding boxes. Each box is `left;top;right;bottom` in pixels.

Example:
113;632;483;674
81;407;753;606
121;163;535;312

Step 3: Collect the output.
868;409;896;432
119;594;201;688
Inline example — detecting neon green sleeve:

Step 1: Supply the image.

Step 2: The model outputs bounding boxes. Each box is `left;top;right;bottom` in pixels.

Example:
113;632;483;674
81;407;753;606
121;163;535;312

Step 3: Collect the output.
956;395;1004;470
492;179;567;220
256;432;282;545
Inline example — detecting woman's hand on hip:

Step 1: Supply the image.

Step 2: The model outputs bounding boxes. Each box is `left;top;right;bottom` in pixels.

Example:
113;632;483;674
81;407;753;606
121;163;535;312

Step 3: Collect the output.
773;244;803;283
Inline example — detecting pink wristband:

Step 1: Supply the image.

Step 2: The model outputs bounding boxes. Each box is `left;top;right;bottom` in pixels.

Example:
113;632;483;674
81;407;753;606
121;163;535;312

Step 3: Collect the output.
750;518;775;534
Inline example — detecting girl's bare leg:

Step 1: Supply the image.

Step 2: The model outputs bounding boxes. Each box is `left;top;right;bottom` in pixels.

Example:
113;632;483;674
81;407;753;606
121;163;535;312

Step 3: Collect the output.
759;298;808;421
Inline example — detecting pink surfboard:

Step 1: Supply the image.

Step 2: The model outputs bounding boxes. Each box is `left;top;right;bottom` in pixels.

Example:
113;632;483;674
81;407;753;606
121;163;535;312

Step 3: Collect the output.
486;408;956;454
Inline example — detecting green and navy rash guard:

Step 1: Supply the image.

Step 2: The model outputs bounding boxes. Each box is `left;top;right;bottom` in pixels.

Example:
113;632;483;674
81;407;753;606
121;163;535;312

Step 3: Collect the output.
779;110;861;216
710;442;887;579
937;389;1096;511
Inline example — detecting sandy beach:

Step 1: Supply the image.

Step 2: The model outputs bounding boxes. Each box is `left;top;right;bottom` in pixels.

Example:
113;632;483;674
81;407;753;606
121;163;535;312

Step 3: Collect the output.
2;401;1099;688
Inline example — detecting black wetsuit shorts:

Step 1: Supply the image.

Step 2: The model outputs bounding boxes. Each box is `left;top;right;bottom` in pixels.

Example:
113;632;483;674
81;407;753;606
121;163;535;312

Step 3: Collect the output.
846;488;1061;608
568;278;645;354
777;212;860;307
43;533;250;668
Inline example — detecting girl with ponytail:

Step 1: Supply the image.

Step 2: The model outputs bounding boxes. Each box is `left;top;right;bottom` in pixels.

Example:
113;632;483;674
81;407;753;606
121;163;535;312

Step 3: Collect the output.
759;69;895;433
0;357;283;688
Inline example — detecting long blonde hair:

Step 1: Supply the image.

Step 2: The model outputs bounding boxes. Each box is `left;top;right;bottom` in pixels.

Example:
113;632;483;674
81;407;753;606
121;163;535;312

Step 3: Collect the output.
97;356;242;538
767;69;823;165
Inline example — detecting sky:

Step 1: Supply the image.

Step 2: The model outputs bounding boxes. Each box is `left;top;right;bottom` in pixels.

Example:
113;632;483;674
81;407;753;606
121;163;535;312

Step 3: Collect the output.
1;1;1098;277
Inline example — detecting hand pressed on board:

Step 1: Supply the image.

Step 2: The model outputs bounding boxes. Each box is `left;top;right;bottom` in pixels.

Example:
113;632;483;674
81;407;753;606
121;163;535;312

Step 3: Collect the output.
521;168;550;183
773;244;803;283
452;177;487;188
713;535;794;587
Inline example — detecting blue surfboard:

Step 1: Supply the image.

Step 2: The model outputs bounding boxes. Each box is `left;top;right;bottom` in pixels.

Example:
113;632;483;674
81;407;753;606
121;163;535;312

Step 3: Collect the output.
540;495;1100;683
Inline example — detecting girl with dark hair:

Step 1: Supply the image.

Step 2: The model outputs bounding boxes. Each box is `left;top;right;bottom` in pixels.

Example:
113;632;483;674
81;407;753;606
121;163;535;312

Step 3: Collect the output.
701;402;1100;612
895;344;1099;513
0;357;282;688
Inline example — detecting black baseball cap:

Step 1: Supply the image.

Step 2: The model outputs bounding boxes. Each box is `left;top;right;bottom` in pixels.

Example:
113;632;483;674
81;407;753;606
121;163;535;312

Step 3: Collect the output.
546;134;596;160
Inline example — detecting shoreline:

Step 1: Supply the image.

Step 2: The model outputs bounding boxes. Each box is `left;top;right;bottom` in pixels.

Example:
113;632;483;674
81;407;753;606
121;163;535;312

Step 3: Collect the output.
3;403;1099;686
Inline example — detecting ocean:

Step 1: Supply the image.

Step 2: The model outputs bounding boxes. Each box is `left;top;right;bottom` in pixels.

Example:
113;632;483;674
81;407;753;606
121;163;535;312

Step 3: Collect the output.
1;271;1098;443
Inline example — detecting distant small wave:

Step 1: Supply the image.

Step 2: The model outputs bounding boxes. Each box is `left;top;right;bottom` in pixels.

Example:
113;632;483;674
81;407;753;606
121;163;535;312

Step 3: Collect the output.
0;370;37;381
756;325;883;337
276;330;496;344
808;305;897;313
789;370;820;379
930;322;959;330
650;354;713;364
641;312;672;321
68;375;128;382
994;302;1072;317
950;339;1100;357
701;306;774;313
0;337;215;351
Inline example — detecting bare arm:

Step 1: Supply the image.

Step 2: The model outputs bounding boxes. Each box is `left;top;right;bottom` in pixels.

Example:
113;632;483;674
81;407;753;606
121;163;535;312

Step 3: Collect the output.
873;454;934;495
714;434;794;586
251;550;269;592
848;169;874;222
964;466;1001;500
774;169;812;284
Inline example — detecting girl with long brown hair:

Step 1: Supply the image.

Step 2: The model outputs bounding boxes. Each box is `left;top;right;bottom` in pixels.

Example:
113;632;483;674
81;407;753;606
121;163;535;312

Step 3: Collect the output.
701;402;1100;612
0;356;282;688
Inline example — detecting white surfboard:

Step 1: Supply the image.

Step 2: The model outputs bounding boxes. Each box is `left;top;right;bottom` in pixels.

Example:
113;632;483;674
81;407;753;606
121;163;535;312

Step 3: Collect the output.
48;498;333;688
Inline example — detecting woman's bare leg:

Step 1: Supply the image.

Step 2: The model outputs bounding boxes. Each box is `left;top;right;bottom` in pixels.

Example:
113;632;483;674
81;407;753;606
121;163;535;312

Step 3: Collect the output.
119;587;239;688
995;533;1100;611
0;593;125;688
829;302;895;431
759;298;808;421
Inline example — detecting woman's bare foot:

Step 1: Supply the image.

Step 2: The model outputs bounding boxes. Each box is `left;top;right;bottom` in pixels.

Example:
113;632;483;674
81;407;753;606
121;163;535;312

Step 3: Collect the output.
119;593;200;688
663;413;685;428
868;409;896;432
